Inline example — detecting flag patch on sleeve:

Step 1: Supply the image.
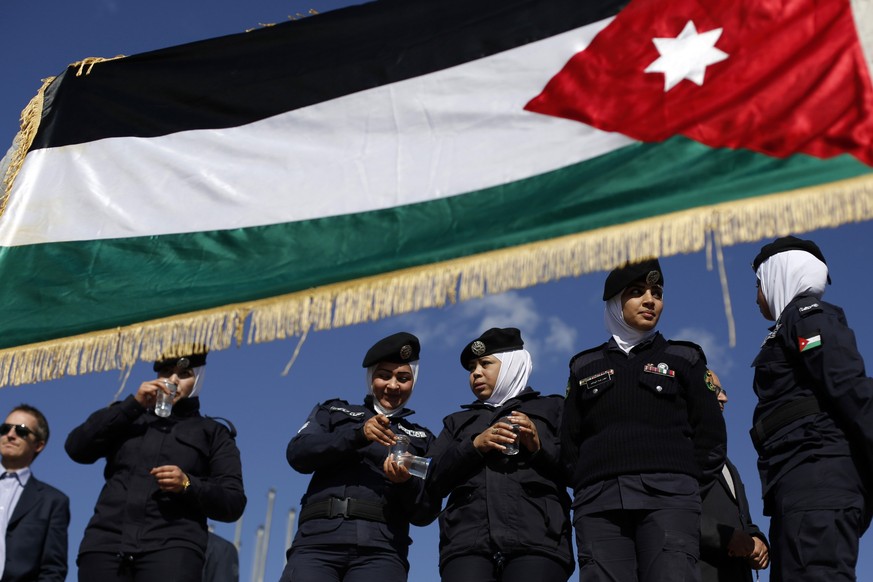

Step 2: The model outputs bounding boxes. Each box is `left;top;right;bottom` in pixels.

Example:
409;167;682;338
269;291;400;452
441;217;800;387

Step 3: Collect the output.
798;334;822;352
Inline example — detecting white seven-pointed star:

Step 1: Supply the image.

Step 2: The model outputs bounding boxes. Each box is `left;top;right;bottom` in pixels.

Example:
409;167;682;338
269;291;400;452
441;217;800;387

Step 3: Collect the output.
644;20;729;92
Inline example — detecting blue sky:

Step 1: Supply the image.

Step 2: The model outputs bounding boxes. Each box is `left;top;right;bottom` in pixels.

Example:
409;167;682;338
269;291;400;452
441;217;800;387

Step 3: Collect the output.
2;1;873;581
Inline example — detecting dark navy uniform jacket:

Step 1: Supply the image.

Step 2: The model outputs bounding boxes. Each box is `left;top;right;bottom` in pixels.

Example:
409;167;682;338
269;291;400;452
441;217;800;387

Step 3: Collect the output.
65;395;246;557
287;395;435;558
752;294;873;520
425;389;574;573
563;333;726;497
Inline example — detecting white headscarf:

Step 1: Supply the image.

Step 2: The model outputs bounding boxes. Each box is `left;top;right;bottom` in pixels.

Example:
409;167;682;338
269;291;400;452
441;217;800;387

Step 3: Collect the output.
483;349;533;408
366;361;419;417
188;366;206;398
756;249;828;321
604;293;658;354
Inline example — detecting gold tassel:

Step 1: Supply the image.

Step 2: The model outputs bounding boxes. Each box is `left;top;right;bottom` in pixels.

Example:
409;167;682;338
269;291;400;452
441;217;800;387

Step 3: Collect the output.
1;76;55;218
0;174;871;388
71;56;125;77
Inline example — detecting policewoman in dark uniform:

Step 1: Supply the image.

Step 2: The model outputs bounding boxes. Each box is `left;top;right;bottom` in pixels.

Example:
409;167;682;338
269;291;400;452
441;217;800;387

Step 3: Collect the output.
426;327;573;582
279;332;434;582
65;349;246;582
751;236;873;581
562;259;726;582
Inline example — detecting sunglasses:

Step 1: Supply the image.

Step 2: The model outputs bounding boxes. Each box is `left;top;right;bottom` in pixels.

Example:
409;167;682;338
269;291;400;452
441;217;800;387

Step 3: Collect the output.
0;423;37;439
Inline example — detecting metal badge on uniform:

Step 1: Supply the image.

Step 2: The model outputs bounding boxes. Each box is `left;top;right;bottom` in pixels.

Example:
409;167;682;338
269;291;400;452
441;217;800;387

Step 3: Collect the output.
579;369;614;389
644;363;675;377
399;344;412;360
645;270;660;285
471;340;486;356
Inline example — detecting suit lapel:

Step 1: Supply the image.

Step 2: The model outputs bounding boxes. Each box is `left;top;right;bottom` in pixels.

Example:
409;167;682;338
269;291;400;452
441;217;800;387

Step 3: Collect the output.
8;477;39;526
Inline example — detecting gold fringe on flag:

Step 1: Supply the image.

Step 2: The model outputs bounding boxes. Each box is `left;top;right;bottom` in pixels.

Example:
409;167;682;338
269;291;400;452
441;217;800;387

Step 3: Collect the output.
2;55;125;218
0;174;871;388
1;76;54;218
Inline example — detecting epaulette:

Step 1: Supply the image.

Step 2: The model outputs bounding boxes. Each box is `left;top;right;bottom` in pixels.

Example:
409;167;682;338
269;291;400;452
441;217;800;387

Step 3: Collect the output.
665;340;706;365
792;296;824;318
568;343;609;368
206;415;238;438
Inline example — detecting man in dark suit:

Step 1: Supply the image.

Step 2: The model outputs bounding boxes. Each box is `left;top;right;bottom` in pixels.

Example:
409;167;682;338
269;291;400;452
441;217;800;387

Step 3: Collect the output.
203;531;239;582
0;404;69;582
700;371;769;582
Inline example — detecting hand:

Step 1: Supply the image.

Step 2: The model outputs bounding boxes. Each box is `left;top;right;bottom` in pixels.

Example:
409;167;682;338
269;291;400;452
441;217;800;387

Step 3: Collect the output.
726;529;755;557
362;414;395;446
747;536;769;570
134;380;173;409
473;419;517;454
509;412;541;453
150;465;190;494
383;455;411;484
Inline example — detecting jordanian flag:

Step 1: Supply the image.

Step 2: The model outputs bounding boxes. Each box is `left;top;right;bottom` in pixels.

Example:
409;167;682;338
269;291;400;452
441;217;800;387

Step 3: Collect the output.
1;0;872;385
799;334;823;352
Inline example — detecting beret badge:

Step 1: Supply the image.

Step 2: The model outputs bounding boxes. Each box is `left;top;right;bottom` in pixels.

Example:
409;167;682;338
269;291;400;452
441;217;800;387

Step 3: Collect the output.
471;340;486;356
645;270;661;286
399;344;412;360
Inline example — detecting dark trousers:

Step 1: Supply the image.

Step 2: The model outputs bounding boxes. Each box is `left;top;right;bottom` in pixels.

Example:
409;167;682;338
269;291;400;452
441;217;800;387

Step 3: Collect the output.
77;549;204;582
279;545;408;582
441;553;570;582
576;508;701;582
768;457;866;582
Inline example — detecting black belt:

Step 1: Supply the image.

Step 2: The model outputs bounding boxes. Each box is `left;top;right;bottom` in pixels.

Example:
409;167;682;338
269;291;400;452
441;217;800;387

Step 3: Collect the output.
750;396;821;448
298;497;387;524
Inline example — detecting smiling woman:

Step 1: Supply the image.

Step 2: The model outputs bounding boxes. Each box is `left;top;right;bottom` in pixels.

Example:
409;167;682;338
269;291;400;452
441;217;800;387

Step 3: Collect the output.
279;331;436;582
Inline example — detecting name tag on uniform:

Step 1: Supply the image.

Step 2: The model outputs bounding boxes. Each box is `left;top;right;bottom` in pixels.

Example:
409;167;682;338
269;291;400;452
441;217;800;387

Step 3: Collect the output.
643;363;675;377
579;369;614;389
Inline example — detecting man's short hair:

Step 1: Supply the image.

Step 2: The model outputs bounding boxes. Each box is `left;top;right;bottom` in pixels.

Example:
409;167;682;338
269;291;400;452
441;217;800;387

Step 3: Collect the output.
10;403;49;444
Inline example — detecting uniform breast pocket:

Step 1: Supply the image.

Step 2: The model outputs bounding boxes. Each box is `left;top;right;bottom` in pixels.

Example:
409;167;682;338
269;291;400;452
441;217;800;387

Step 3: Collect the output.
173;431;211;475
640;372;678;398
578;375;614;400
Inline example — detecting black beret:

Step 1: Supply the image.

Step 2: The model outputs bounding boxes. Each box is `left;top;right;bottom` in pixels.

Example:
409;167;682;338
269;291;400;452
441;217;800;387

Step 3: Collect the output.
153;346;207;372
362;332;421;368
460;327;524;368
752;235;828;273
602;258;663;300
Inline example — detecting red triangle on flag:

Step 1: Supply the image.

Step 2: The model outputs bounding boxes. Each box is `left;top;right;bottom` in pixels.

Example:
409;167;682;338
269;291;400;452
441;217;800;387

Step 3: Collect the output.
525;0;873;167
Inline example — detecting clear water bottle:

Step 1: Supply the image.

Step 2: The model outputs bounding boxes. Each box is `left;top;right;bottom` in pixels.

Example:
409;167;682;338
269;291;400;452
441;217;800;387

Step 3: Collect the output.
155;380;177;418
500;416;520;455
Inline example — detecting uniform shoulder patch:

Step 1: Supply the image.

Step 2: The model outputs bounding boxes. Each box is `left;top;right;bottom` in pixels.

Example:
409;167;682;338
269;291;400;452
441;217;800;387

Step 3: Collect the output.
665;340;706;365
397;424;428;439
325;399;366;418
798;332;823;352
795;299;823;318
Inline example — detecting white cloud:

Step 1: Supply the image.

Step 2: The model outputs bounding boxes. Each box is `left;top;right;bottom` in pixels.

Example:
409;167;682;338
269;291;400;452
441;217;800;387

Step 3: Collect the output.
544;317;578;355
393;291;543;353
674;326;733;375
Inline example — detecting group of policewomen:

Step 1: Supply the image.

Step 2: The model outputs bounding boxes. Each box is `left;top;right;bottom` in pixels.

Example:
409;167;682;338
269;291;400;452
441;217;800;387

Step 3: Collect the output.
280;253;735;582
61;235;873;582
